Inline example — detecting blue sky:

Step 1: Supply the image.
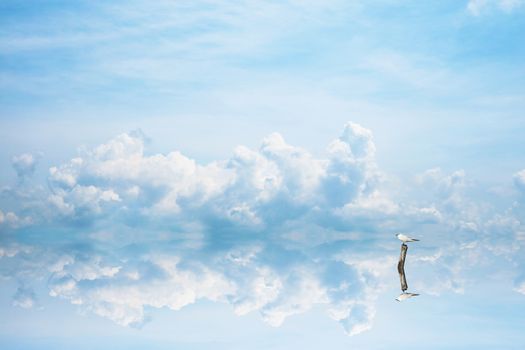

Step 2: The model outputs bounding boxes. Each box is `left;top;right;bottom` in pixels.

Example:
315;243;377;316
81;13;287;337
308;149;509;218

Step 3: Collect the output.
1;1;525;349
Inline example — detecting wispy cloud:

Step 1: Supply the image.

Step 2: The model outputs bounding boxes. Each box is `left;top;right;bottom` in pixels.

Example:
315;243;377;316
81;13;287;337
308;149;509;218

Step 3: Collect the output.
467;0;524;15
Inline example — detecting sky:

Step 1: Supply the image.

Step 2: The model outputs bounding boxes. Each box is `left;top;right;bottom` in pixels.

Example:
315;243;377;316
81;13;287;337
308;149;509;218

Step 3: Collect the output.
1;0;525;349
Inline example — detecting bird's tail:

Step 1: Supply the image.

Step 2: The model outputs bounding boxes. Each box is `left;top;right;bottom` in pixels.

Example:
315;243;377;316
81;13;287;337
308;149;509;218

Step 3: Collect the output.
411;239;420;241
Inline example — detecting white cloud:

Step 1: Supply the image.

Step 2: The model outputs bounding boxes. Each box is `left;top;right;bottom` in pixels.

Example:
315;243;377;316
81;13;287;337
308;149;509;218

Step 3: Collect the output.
516;281;525;294
47;254;235;327
413;167;486;233
12;286;38;309
514;169;525;193
467;0;523;15
2;122;525;336
0;244;32;258
0;122;384;332
11;153;39;181
41;122;384;228
0;209;32;228
40;247;384;335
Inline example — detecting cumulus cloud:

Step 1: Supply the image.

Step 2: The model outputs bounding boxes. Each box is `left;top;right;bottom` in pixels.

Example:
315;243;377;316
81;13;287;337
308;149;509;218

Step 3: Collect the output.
0;122;395;335
409;166;525;296
414;167;483;232
47;253;235;327
39;244;388;335
43;122;382;229
1;122;524;336
11;153;39;181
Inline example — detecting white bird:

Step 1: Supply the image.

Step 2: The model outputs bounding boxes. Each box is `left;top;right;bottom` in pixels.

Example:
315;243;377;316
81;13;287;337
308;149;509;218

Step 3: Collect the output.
396;292;419;302
396;233;419;243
